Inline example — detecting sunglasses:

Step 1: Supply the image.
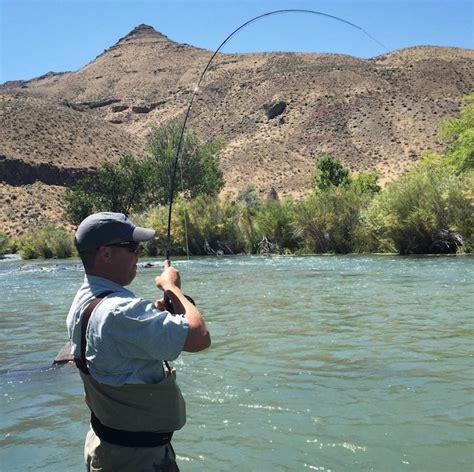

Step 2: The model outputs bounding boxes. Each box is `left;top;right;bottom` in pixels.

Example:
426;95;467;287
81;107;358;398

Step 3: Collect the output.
105;241;143;254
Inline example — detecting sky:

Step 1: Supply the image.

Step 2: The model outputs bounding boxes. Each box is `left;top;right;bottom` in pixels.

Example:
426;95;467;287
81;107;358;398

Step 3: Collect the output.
0;0;472;84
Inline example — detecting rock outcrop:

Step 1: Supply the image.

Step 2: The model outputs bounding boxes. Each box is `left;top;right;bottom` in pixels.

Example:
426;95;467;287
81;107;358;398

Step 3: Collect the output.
264;101;287;119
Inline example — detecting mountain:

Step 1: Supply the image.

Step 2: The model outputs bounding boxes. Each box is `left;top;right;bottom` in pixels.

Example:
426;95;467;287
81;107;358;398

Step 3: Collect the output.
1;24;473;236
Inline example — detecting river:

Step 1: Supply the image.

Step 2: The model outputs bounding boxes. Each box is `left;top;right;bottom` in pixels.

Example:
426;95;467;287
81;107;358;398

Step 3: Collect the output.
1;255;473;471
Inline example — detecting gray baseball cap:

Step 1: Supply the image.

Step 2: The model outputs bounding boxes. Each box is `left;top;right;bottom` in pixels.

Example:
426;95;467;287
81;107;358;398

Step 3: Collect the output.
75;212;155;251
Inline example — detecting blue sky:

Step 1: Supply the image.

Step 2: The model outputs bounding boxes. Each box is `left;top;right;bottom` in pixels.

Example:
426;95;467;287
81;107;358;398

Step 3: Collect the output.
0;0;472;83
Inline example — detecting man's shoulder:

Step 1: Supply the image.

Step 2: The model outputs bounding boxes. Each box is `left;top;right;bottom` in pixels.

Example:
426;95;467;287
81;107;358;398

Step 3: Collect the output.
98;293;152;318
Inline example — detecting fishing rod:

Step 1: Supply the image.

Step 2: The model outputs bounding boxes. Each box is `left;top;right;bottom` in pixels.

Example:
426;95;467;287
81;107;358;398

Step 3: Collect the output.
163;9;389;262
164;8;389;263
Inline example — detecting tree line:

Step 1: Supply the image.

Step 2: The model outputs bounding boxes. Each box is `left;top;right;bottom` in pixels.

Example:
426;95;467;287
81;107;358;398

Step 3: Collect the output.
2;94;472;259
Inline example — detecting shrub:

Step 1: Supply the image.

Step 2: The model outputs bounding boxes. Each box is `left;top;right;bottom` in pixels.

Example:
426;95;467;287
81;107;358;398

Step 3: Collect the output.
142;203;187;256
184;197;243;255
234;185;262;253
16;225;75;259
142;197;248;256
420;93;473;174
235;184;262;213
0;232;10;257
294;187;365;253
366;169;473;254
350;170;381;196
252;199;299;253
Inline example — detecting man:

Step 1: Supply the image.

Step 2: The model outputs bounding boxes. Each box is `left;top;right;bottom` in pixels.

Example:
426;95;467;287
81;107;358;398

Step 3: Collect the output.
67;212;210;471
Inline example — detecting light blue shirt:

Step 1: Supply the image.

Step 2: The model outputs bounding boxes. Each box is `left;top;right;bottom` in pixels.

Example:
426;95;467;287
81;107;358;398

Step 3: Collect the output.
66;275;189;386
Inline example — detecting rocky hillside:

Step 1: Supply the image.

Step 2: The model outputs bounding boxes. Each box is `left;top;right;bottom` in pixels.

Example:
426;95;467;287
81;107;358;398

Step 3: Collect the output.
1;24;473;236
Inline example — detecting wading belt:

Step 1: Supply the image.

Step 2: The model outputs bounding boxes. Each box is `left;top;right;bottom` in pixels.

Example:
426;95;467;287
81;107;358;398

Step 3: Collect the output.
75;291;174;448
90;411;173;448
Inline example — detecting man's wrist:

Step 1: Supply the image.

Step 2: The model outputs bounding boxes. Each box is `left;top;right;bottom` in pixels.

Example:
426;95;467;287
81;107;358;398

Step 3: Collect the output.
163;286;182;297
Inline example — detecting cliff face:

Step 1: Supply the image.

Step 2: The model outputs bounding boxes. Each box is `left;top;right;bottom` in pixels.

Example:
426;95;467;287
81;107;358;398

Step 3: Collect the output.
1;24;473;235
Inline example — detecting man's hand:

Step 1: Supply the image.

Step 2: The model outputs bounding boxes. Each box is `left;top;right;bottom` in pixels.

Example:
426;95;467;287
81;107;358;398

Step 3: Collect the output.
155;262;181;292
154;298;166;310
154;260;210;352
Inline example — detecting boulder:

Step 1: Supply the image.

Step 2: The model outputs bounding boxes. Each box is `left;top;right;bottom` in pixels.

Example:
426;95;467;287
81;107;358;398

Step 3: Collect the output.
263;101;287;119
132;101;166;114
111;105;128;112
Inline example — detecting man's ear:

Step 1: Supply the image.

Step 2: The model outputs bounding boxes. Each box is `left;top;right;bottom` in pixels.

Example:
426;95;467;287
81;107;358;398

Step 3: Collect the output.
96;246;113;264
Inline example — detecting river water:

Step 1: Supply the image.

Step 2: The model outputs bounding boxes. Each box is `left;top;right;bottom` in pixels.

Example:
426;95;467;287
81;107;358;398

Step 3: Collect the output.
0;255;472;471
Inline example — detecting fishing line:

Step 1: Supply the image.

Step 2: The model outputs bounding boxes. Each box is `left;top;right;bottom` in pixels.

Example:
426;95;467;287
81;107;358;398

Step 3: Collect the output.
165;9;389;260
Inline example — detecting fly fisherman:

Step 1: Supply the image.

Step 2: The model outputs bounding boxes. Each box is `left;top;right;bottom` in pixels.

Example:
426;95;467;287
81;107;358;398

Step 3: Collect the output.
67;212;210;471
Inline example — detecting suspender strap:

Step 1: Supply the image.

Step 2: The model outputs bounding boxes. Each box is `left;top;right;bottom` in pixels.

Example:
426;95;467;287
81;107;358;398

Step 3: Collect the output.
90;411;173;448
74;291;113;375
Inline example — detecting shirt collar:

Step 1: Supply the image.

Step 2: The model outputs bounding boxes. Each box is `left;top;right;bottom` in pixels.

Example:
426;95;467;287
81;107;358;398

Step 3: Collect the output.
84;274;134;297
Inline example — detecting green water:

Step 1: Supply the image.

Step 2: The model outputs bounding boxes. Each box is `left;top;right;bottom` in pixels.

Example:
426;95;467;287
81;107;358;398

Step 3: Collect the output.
1;255;473;471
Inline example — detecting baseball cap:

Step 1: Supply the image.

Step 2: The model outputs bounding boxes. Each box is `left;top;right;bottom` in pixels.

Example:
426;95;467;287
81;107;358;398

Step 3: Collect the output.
75;212;155;251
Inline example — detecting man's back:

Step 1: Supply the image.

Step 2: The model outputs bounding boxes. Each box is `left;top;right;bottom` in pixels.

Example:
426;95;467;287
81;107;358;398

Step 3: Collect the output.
67;274;189;385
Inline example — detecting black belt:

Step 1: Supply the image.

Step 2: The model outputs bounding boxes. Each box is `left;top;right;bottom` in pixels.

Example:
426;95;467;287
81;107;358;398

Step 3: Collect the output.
91;411;173;448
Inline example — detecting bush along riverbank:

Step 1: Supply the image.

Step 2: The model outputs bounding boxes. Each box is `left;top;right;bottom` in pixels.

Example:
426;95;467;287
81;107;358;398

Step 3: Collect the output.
10;162;472;260
137;165;472;257
7;94;473;260
0;231;11;257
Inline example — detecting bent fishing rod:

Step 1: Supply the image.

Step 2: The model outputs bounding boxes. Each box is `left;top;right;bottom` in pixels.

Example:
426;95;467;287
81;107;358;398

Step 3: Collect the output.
161;9;388;312
163;8;388;264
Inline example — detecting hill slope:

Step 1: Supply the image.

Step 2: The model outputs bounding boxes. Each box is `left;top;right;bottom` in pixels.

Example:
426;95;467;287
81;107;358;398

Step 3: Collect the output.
1;24;473;235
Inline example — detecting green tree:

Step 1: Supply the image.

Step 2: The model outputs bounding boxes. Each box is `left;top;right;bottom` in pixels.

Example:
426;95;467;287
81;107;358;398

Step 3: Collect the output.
64;122;225;226
439;93;474;172
422;93;474;173
64;188;96;226
64;155;150;225
312;155;351;191
146;120;225;205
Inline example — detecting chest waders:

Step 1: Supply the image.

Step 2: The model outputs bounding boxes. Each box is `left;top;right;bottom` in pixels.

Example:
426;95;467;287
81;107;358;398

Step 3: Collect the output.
74;292;186;448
